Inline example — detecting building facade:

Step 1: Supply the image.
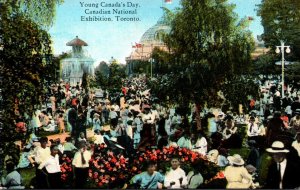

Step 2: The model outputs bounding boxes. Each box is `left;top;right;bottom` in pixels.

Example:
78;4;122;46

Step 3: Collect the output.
61;36;94;86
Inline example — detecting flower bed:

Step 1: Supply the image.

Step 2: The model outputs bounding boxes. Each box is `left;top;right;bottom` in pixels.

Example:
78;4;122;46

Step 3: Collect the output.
61;144;227;188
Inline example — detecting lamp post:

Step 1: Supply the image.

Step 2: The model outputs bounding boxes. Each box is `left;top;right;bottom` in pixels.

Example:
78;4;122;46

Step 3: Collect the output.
149;58;154;78
275;40;291;98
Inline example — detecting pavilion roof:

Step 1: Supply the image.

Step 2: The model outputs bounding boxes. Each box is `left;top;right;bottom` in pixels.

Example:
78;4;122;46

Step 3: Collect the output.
66;36;88;46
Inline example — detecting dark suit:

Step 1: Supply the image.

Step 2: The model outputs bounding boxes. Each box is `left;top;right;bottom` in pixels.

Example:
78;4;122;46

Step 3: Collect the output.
265;159;300;189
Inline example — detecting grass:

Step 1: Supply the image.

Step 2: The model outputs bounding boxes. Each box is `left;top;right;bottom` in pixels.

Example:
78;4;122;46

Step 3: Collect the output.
19;167;35;188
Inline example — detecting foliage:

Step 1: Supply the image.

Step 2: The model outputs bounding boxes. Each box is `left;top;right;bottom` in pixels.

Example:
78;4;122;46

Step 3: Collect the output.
148;0;256;111
286;62;300;90
220;75;260;112
257;0;300;60
252;53;280;76
95;61;110;78
95;61;126;93
0;2;56;168
16;0;64;27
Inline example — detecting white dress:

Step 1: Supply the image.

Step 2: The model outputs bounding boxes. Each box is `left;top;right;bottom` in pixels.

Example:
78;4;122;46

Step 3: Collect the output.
192;137;207;155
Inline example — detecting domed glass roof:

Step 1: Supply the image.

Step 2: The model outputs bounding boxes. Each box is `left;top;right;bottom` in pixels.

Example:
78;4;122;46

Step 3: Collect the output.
140;17;171;45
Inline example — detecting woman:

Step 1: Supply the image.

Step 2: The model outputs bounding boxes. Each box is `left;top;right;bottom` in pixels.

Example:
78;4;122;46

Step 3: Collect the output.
31;109;41;135
191;133;207;155
224;154;253;189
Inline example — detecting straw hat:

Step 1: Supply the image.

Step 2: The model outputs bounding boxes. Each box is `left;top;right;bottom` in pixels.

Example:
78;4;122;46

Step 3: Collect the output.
227;154;245;166
208;149;219;163
102;125;111;132
266;141;289;153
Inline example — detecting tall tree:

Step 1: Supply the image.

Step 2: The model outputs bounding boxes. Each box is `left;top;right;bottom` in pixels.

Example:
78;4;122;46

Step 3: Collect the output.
257;0;300;60
148;0;256;130
0;1;59;167
15;0;64;27
164;0;254;106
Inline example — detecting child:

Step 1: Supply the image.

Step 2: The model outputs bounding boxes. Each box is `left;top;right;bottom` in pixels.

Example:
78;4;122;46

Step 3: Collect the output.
92;113;102;133
78;132;87;142
57;113;65;134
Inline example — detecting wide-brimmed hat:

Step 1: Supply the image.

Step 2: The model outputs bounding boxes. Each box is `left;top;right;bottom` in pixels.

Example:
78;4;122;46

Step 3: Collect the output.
228;154;245;166
102;125;111;132
266;141;289;153
207;149;219;162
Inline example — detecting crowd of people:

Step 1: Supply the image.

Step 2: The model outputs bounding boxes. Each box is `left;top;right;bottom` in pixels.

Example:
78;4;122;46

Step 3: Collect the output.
1;77;300;189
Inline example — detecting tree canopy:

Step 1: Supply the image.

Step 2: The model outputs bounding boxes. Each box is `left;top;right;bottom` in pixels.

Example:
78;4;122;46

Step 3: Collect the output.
149;0;256;111
0;1;59;168
257;0;300;60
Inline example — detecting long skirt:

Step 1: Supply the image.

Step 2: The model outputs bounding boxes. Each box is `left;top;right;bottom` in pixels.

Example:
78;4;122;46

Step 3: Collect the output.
138;124;156;151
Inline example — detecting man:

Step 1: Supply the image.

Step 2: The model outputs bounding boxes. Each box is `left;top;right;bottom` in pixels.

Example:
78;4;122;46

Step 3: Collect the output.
247;116;260;141
68;105;78;138
164;157;188;189
131;161;164;189
72;141;92;188
28;137;50;189
138;106;156;150
109;107;119;128
265;141;300;189
291;97;300;116
38;145;61;188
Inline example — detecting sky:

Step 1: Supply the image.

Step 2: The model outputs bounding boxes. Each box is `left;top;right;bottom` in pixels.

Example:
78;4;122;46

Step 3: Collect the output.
49;0;263;66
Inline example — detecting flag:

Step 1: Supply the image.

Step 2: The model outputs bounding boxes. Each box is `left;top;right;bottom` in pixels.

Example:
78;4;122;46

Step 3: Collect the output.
165;0;172;4
135;43;143;48
248;16;254;21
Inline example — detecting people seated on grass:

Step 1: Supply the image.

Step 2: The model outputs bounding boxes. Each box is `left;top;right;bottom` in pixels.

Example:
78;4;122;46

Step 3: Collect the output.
222;115;241;149
247;116;260;141
186;160;204;189
191;132;207;156
130;161;164;189
1;160;25;189
224;154;253;189
246;140;260;170
164;156;188;189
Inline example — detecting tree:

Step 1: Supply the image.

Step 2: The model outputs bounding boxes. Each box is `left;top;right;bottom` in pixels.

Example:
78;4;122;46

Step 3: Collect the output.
257;0;300;60
286;62;300;92
95;61;110;78
164;0;254;105
94;60;126;92
107;61;126;93
0;1;58;167
14;0;64;27
148;0;256;130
